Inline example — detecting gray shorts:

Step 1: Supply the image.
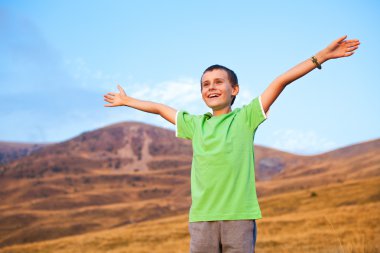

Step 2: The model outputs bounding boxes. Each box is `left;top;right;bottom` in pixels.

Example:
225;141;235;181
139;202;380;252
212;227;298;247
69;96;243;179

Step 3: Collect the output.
188;219;257;253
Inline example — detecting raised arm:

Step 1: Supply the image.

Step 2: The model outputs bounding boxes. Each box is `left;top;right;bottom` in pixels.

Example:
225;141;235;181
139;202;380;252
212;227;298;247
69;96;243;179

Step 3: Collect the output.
260;35;360;114
104;85;177;125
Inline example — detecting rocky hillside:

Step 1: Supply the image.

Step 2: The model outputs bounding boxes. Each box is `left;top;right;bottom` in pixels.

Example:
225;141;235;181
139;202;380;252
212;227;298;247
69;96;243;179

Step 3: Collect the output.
0;121;378;248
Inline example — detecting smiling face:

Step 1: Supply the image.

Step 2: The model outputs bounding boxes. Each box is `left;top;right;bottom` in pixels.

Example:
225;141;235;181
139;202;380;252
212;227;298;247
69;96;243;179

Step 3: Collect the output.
201;69;239;112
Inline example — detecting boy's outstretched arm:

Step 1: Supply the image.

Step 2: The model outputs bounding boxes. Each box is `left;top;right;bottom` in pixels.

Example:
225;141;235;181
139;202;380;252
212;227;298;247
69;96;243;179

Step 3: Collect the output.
260;35;360;114
103;85;177;125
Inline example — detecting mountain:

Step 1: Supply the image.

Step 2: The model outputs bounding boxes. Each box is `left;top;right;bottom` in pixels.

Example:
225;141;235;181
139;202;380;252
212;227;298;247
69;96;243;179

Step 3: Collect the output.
0;121;193;247
0;141;53;165
0;121;378;248
255;138;380;197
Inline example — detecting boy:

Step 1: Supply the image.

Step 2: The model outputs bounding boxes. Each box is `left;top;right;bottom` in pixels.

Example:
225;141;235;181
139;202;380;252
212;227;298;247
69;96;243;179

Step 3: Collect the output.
103;35;360;253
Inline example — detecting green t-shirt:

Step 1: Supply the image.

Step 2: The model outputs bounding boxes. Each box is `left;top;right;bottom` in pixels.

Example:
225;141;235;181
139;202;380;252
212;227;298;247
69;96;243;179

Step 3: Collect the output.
176;95;268;222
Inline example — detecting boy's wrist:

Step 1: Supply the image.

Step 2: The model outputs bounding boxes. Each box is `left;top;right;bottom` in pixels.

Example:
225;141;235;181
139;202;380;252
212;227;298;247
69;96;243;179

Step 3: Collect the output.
315;49;329;64
122;97;131;106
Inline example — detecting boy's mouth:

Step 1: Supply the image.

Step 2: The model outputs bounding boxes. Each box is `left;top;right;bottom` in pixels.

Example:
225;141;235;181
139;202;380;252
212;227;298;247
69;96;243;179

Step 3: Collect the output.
207;93;221;99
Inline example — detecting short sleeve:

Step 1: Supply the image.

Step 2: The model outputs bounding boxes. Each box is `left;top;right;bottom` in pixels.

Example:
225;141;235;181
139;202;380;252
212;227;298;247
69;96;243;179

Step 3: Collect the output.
175;110;196;140
241;95;268;132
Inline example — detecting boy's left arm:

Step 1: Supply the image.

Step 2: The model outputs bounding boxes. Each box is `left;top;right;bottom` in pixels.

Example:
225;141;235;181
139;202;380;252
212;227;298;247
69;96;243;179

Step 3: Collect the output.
260;35;360;114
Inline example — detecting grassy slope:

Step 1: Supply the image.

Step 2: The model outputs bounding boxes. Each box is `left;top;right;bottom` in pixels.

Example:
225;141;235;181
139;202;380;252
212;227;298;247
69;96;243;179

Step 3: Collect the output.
1;176;379;253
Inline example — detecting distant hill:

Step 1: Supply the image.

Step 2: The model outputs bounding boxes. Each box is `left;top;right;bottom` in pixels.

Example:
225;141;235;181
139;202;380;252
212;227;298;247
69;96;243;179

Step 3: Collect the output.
0;121;378;248
0;121;193;247
256;138;380;197
0;141;53;165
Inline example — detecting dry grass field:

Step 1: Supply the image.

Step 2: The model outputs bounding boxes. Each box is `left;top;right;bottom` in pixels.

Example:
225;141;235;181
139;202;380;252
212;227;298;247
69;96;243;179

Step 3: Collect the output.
1;125;378;253
1;176;378;253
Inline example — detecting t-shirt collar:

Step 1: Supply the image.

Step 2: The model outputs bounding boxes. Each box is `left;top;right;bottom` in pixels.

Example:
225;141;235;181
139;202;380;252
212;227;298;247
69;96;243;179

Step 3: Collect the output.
204;108;237;119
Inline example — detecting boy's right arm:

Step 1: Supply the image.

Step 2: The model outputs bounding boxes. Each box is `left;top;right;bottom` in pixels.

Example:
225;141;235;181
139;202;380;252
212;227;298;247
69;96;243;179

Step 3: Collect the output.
104;84;177;125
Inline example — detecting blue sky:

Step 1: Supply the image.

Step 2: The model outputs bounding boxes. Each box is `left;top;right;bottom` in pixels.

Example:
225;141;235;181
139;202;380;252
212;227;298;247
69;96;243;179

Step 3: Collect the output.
0;0;379;155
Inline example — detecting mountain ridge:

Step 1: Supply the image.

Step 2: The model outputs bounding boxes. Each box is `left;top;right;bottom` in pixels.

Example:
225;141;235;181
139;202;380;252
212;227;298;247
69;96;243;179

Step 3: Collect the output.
0;121;378;248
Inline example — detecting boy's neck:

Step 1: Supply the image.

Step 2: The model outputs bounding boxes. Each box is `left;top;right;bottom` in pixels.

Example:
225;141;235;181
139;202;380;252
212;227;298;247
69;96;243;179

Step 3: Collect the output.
212;106;232;117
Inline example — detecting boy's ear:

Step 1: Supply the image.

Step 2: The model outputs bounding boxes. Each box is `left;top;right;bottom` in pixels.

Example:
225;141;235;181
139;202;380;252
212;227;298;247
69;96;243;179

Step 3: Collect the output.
232;85;239;96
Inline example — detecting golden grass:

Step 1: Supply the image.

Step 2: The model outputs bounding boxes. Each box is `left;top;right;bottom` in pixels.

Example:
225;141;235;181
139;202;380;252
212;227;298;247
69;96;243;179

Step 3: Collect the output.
1;177;379;253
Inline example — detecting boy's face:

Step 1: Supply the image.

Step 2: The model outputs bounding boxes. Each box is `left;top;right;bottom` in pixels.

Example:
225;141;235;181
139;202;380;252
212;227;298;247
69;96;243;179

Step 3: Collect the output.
201;69;239;111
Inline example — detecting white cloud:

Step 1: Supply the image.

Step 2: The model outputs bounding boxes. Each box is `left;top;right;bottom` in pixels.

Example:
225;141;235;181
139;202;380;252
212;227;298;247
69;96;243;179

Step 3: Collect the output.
233;88;255;107
63;57;208;113
271;129;337;155
129;78;204;112
64;57;122;92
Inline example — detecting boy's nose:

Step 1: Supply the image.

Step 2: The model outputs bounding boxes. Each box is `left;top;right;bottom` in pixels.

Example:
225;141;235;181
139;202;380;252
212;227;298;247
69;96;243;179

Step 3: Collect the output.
208;83;217;90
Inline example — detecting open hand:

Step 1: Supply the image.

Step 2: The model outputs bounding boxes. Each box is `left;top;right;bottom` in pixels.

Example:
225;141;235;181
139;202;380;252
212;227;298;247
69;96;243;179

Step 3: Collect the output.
103;84;128;107
323;35;360;60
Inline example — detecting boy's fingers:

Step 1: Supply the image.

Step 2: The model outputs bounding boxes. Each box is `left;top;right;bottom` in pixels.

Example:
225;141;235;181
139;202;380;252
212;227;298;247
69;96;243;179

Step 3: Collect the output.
335;35;347;44
344;51;354;57
117;84;127;95
104;94;114;99
346;47;357;53
346;41;360;46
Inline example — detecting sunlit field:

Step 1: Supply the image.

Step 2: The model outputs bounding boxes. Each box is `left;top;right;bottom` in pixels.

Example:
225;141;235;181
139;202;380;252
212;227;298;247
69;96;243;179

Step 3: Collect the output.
1;176;378;253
